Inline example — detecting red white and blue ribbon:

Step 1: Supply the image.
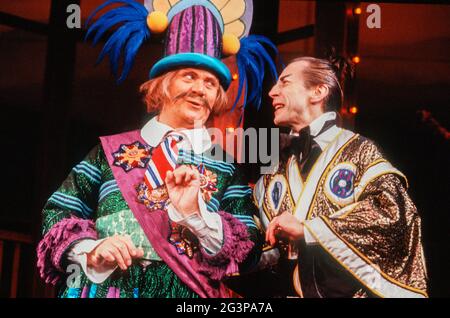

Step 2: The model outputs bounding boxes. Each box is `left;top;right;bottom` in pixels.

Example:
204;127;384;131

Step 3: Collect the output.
136;131;186;212
144;132;184;190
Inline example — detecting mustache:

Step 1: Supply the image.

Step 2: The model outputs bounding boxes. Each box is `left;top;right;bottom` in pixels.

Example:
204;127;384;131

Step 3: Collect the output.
171;92;212;111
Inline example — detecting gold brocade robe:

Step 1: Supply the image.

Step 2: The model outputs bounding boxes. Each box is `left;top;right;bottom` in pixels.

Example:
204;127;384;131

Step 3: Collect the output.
254;126;428;298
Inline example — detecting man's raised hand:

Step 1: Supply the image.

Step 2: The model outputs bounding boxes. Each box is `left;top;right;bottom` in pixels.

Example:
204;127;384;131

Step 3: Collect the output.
165;165;201;217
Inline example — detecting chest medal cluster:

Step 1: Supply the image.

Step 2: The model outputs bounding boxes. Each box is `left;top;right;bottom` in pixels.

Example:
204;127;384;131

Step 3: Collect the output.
112;141;218;259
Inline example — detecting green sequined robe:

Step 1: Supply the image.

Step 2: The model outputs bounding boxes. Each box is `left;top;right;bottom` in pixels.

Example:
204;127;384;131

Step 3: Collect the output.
41;143;261;298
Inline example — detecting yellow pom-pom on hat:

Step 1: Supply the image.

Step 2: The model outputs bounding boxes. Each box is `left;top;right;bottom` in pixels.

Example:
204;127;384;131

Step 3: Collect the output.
147;11;169;34
222;33;241;56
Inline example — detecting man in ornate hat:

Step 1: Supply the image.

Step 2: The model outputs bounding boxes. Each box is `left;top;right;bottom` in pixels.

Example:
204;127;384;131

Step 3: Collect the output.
253;56;428;298
37;0;277;298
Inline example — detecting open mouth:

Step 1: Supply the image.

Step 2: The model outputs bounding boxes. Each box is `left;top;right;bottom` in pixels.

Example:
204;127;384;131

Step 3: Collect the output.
186;99;203;108
273;103;284;111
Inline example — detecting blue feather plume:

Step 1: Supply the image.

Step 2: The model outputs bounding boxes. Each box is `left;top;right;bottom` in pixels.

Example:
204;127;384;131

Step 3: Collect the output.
234;35;279;111
85;0;150;83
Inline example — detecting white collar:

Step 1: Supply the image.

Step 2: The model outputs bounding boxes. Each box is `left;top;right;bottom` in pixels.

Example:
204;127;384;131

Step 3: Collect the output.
289;112;337;137
309;112;337;136
140;116;212;154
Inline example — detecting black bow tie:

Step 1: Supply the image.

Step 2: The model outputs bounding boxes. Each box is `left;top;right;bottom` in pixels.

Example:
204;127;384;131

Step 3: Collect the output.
280;119;336;165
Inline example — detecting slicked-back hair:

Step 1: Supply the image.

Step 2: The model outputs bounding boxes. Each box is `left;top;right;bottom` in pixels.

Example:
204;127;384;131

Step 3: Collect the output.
290;57;344;111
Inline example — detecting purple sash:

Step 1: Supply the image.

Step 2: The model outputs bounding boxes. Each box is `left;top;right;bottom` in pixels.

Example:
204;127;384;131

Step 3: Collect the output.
100;130;229;298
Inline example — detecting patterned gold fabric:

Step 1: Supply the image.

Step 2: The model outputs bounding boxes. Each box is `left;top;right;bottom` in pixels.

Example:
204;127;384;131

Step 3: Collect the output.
256;132;428;298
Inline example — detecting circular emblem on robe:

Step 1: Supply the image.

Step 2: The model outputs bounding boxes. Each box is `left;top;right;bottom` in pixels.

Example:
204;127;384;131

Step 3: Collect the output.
324;162;357;206
266;174;289;219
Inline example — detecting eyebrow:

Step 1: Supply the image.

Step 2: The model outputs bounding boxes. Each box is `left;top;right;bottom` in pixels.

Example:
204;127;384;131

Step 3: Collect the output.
180;70;218;83
280;74;292;82
205;76;219;84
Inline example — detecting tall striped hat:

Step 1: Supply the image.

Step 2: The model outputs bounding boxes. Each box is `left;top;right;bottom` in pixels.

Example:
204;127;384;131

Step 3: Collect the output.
150;4;231;89
86;0;278;109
